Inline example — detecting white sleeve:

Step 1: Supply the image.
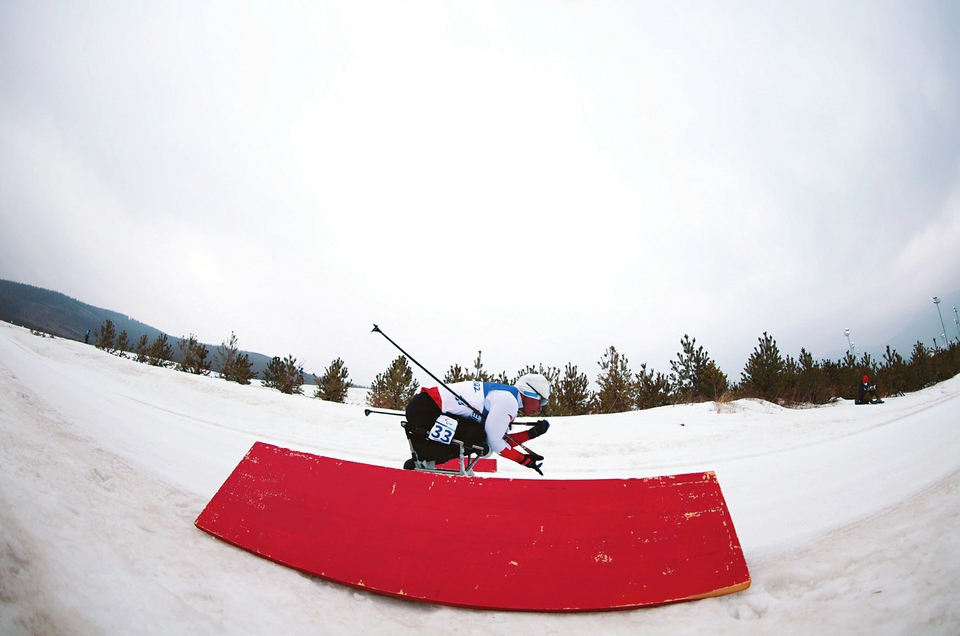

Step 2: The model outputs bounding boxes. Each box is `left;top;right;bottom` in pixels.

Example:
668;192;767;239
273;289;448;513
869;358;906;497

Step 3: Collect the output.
484;391;518;453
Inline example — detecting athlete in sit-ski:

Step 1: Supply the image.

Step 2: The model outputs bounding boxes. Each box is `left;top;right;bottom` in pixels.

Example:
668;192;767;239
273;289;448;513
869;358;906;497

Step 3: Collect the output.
404;373;551;472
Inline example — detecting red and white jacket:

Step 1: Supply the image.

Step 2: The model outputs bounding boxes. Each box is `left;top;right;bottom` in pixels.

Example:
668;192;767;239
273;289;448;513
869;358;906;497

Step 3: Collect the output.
421;381;522;454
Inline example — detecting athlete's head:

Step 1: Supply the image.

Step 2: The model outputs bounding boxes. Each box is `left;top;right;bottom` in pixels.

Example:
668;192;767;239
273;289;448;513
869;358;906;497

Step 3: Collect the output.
515;373;550;414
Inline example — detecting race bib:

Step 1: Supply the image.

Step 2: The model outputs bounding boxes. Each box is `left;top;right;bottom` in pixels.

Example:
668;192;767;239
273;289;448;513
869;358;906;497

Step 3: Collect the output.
427;415;459;444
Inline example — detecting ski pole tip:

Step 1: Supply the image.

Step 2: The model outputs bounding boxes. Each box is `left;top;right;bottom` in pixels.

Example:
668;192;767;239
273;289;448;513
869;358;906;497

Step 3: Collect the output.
371;324;381;333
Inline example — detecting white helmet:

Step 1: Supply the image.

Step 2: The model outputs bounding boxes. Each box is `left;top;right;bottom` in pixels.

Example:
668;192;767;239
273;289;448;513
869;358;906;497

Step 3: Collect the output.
514;373;551;406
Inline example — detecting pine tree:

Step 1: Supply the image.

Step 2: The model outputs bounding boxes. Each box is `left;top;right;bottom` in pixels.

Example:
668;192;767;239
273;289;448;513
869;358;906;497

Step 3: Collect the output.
781;353;799;399
551;363;594;415
115;330;131;355
261;355;304;394
177;334;210;375
146;334;174;367
315;357;352;403
908;341;934;391
697;360;729;402
669;334;704;403
879;346;908;397
471;351;494;382
793;348;831;404
820;358;847;398
444;351;500;383
635;363;673;410
829;349;861;400
668;334;727;402
214;332;255;385
932;341;960;384
94;319;117;352
444;363;471;383
367;356;419;409
512;364;560;386
740;332;785;402
134;334;149;363
595;346;635;413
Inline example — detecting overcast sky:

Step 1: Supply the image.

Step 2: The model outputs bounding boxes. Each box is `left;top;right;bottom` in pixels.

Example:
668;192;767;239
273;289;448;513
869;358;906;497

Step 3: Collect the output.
2;1;960;385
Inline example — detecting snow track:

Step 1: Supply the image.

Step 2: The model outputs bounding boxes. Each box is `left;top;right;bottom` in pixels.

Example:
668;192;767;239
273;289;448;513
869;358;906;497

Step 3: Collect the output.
1;321;958;634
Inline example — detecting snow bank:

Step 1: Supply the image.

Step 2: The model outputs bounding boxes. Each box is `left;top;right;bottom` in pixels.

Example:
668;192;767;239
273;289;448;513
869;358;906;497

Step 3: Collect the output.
1;321;958;634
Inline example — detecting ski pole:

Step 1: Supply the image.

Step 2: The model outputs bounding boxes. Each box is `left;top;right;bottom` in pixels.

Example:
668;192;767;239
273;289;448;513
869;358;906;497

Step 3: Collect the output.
371;324;483;419
372;324;545;464
363;408;405;417
504;432;541;457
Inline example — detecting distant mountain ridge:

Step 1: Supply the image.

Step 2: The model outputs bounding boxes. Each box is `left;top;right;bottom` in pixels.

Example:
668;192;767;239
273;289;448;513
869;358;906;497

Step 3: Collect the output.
0;279;163;343
0;279;276;377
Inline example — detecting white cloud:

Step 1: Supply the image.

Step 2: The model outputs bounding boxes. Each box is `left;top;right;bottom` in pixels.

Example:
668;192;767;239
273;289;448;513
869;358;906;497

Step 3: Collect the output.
893;171;960;288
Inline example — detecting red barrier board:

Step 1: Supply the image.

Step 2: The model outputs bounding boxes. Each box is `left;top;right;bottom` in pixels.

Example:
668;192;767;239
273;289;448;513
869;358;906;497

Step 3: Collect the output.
436;457;497;472
195;442;750;612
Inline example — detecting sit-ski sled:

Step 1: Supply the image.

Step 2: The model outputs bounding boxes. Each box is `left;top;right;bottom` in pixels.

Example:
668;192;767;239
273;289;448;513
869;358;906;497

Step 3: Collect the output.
365;407;493;476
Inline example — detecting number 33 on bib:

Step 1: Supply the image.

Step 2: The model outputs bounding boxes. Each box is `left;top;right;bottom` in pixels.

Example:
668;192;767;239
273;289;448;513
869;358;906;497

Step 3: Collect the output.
427;415;459;444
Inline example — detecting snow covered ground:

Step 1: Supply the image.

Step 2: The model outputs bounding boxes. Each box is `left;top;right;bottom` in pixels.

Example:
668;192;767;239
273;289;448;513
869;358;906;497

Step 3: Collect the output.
1;320;958;634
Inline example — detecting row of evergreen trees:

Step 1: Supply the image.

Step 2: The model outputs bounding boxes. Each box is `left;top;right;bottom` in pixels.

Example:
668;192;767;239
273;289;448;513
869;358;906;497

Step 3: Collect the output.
91;320;353;403
92;318;960;413
729;332;960;404
364;335;960;415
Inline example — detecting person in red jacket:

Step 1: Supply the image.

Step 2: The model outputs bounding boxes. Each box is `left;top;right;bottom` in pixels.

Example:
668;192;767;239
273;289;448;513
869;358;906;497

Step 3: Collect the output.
856;374;883;404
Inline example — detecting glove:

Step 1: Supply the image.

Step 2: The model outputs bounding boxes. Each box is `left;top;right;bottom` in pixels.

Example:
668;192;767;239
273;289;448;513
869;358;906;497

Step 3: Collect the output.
520;453;544;475
528;419;550;439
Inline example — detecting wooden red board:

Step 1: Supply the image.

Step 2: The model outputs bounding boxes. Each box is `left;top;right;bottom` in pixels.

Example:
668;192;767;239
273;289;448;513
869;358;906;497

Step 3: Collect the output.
195;442;750;612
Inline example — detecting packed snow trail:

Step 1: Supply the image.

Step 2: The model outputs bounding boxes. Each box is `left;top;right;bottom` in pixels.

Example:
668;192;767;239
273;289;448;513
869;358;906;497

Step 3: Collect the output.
1;321;958;634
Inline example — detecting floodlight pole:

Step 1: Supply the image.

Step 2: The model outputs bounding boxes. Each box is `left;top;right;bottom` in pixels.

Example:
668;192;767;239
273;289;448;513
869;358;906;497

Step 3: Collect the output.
933;297;947;348
954;306;960;342
844;328;854;359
